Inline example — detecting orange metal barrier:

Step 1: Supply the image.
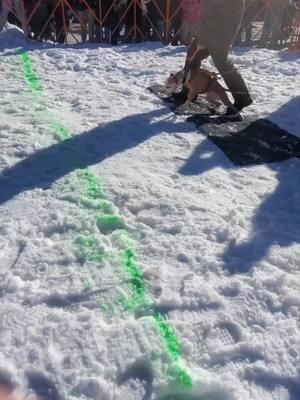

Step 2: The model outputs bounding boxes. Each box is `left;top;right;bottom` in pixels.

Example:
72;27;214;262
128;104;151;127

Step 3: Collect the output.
2;0;299;49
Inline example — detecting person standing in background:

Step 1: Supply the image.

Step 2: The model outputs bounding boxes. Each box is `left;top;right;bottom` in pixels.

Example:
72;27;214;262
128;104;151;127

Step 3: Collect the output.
27;0;53;41
99;0;121;44
125;0;148;42
235;0;260;46
259;0;288;48
52;0;69;43
170;0;181;44
76;0;97;43
147;0;165;41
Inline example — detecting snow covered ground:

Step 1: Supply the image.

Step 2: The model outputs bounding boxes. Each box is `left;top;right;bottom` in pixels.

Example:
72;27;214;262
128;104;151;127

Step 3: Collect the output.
0;25;299;400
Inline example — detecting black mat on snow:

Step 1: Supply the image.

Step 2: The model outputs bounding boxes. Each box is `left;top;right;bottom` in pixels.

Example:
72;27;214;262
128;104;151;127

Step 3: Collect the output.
148;84;300;166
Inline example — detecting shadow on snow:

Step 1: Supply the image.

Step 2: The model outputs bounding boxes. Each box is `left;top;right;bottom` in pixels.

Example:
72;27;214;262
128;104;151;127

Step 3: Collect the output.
0;108;189;205
180;97;300;274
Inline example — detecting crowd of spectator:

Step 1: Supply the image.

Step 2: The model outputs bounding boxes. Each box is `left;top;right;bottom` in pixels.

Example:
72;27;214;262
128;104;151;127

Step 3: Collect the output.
0;0;299;49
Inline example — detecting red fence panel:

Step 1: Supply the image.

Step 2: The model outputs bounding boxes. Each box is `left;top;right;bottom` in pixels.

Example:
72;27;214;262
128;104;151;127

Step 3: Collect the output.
1;0;299;49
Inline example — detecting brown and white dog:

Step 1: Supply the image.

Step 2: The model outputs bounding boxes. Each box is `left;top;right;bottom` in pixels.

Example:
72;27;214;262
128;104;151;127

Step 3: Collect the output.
165;67;238;113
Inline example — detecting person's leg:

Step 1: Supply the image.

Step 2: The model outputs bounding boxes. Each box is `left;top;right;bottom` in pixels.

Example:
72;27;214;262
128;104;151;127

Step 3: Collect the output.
125;3;134;42
30;2;49;40
171;1;181;44
55;5;68;43
187;23;198;45
110;7;119;45
157;19;165;41
136;5;145;42
153;19;164;42
87;8;95;42
13;0;29;36
245;21;252;45
95;22;102;42
269;4;284;49
182;24;196;46
78;10;87;43
259;10;273;47
181;23;189;45
244;0;260;45
0;0;13;31
210;47;252;110
235;24;243;46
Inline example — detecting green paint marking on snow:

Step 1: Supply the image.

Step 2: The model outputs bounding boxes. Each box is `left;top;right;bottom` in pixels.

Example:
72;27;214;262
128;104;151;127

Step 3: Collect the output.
78;169;105;200
52;121;71;142
20;51;71;142
97;213;125;235
74;234;107;264
20;51;41;92
154;313;180;361
80;197;113;213
168;365;193;389
18;51;194;390
94;200;113;213
73;170;112;212
112;247;192;388
155;313;193;387
118;248;148;311
79;176;193;387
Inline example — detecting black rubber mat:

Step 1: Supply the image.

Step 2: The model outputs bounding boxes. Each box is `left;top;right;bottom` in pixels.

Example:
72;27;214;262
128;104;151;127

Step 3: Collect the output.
148;85;300;166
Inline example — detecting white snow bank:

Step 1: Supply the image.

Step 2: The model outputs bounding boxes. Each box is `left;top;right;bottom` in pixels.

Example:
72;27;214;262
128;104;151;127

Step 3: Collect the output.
0;24;299;400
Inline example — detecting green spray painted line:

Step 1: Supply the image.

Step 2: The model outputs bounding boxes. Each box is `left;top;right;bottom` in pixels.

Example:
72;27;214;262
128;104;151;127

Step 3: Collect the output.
71;170;112;212
79;197;113;213
97;214;125;235
167;365;193;388
154;313;193;388
52;121;71;142
78;169;105;200
154;313;180;361
74;234;107;264
75;170;193;388
18;52;194;390
113;245;193;388
20;51;41;92
73;172;193;387
118;248;149;311
20;51;71;142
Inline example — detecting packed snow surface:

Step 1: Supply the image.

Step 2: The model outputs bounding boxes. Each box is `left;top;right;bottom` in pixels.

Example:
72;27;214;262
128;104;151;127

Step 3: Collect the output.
0;25;299;400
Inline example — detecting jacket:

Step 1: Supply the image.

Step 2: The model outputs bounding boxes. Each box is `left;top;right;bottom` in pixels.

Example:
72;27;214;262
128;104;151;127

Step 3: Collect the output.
181;0;201;25
196;0;245;51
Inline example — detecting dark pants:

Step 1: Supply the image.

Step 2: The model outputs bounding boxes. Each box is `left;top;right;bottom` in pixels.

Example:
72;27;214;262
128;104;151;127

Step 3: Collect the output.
96;1;119;44
54;6;68;43
125;2;145;42
185;42;251;106
235;0;260;45
170;0;181;44
147;2;165;41
259;2;284;49
30;3;52;40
